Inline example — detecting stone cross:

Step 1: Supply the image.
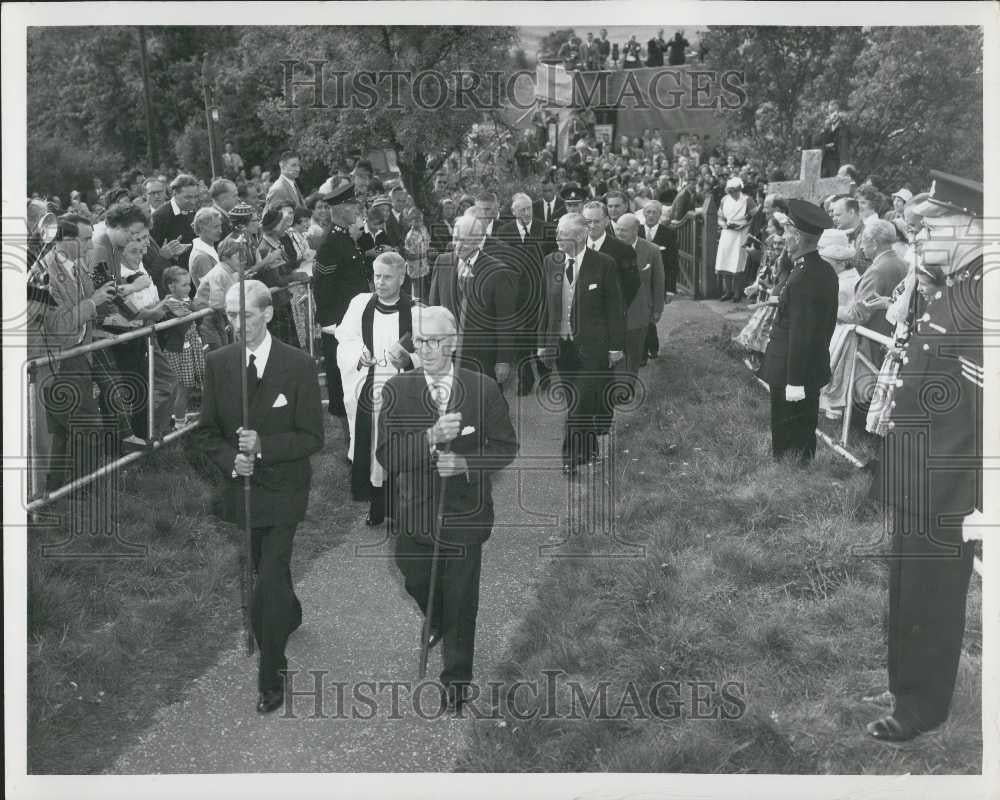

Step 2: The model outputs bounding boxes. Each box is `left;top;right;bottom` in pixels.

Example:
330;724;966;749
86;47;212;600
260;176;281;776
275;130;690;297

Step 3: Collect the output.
766;149;852;204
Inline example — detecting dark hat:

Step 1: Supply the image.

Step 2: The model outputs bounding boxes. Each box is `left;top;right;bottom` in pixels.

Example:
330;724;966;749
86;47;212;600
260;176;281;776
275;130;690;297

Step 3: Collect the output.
323;180;357;207
228;201;255;226
783;198;833;235
560;182;588;203
913;170;982;218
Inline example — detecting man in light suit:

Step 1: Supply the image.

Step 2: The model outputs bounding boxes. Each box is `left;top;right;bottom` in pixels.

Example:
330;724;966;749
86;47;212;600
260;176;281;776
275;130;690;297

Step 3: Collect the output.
265;150;306;211
614;214;664;397
639;199;674;362
537;213;625;473
197;280;324;714
428;214;517;389
378;305;517;710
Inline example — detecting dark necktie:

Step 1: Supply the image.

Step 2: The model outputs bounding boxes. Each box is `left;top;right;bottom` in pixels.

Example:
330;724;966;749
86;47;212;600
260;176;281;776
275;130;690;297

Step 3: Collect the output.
247;353;260;398
565;256;575;283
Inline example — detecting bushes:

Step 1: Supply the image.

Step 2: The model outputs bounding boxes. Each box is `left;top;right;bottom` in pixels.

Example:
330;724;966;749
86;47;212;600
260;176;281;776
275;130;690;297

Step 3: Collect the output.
27;137;123;199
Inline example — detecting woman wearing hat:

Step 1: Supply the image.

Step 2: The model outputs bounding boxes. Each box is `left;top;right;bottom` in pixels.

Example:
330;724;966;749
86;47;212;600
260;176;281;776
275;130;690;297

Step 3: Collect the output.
714;176;755;301
258;206;309;347
816;228;861;420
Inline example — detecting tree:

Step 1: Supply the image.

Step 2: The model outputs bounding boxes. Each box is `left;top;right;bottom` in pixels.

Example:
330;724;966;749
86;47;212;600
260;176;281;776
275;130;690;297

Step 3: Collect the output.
237;26;519;212
698;26;983;189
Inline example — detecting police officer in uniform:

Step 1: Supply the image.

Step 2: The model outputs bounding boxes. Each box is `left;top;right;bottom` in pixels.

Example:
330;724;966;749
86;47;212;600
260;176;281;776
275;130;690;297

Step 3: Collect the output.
559;182;589;217
313;182;371;434
758;199;839;463
866;172;984;742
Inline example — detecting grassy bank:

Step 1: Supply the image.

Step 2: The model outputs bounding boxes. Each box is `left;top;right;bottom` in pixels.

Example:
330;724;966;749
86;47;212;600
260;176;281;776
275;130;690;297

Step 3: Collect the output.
459;309;981;774
27;418;354;774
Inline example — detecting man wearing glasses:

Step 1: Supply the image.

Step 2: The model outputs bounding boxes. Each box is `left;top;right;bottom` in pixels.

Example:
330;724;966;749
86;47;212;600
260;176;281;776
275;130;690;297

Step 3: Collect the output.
377;305;517;711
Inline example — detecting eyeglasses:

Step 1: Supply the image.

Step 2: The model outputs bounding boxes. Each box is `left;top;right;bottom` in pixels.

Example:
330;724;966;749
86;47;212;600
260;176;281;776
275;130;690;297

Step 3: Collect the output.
413;337;449;350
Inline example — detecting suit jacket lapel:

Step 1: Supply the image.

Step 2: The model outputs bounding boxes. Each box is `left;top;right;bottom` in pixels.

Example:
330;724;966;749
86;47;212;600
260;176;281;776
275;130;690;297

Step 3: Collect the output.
247;343;291;424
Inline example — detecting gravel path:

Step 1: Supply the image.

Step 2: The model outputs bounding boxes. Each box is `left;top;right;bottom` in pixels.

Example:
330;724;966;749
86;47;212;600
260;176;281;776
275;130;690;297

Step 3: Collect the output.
108;299;718;774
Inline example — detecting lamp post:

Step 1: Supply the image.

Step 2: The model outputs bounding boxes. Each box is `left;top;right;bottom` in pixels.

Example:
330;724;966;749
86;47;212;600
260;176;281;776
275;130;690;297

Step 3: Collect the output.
202;53;219;178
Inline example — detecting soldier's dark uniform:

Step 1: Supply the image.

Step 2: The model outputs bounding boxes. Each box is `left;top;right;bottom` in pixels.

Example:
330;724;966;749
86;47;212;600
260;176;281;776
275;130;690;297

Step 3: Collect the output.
759;200;839;464
313;209;370;418
869;171;984;741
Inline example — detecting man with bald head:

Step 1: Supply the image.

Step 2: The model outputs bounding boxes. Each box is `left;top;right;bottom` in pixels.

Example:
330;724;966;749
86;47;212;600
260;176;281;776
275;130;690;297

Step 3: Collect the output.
428;212;517;389
377;305;517;710
197;279;324;715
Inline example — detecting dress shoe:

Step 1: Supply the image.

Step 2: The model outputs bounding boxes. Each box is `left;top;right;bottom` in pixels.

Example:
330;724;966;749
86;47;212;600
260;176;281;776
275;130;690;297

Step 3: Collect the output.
365;510;385;526
426;628;442;650
719;291;732;302
256;687;284;714
866;714;922;743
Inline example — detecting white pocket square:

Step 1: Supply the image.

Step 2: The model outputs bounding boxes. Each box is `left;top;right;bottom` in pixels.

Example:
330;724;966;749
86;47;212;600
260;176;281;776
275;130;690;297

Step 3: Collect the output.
588;283;598;290
460;425;476;436
640;263;651;271
272;393;289;408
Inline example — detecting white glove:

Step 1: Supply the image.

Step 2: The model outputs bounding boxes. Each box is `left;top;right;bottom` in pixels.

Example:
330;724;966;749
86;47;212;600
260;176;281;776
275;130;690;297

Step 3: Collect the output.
785;385;806;402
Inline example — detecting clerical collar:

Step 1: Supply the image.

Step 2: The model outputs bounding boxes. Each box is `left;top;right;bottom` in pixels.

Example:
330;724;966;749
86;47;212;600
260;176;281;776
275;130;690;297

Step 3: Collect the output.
374;295;400;312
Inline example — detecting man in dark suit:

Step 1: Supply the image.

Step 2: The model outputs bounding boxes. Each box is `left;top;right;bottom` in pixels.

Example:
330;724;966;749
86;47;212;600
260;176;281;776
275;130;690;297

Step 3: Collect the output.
537;213;625;472
583;200;640;308
668;170;698;224
378;305;517;709
497;192;553;395
533;180;566;229
867;174;983;743
758;200;839;464
638;199;673;363
383;185;409;249
198;280;324;714
150;173;200;269
428;214;517;390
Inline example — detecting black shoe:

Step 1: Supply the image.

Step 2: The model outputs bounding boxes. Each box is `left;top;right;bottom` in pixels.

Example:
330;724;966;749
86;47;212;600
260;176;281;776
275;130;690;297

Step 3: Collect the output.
866;714;924;743
256;687;284;714
719;292;732;301
427;628;442;650
365;510;384;526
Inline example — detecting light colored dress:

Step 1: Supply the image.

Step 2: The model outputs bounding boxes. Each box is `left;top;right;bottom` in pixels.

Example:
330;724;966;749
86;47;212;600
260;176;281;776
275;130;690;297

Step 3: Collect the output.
818;266;861;419
714;192;751;274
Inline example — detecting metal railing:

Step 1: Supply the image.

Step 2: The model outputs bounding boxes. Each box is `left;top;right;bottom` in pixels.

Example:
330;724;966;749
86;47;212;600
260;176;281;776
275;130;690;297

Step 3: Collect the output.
748;323;982;577
25;284;319;511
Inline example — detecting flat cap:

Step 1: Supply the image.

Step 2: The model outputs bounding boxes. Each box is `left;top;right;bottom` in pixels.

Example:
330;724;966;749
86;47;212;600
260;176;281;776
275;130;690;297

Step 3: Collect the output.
913;170;982;218
324;180;357;207
560;182;588;203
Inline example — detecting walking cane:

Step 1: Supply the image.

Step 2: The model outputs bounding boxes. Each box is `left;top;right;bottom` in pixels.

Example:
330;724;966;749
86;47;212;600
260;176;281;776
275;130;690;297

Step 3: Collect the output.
238;252;256;658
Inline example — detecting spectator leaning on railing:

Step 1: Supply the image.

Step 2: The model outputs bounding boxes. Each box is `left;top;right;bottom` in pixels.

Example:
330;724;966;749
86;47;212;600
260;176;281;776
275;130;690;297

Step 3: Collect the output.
27;217;118;491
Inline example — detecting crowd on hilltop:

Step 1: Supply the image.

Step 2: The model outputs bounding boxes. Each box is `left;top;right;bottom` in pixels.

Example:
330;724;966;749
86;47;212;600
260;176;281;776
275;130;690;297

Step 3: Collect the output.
549;28;699;70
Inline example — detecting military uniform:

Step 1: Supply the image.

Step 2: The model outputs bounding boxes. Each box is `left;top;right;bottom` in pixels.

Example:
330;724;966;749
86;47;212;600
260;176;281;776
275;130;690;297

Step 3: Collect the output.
759;247;839;463
867;170;984;743
313;224;370;417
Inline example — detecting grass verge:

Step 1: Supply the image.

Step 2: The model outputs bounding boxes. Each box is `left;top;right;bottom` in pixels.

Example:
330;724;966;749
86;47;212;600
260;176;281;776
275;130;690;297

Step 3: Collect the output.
27;417;353;774
457;309;982;774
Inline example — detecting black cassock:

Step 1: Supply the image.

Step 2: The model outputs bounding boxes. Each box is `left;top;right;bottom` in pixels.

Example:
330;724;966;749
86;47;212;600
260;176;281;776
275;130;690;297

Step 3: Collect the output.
880;257;983;731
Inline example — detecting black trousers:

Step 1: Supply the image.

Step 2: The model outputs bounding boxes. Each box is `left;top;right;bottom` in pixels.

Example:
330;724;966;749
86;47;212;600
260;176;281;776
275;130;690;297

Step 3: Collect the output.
321;332;346;417
644;323;659;359
769;385;820;464
556;338;612;465
395;532;482;687
251;523;302;692
887;514;975;730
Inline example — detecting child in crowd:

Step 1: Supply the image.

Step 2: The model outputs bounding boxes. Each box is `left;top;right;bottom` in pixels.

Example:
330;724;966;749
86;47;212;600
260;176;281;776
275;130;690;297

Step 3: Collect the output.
193;236;247;350
286;206;317;351
159;266;205;426
735;216;789;370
